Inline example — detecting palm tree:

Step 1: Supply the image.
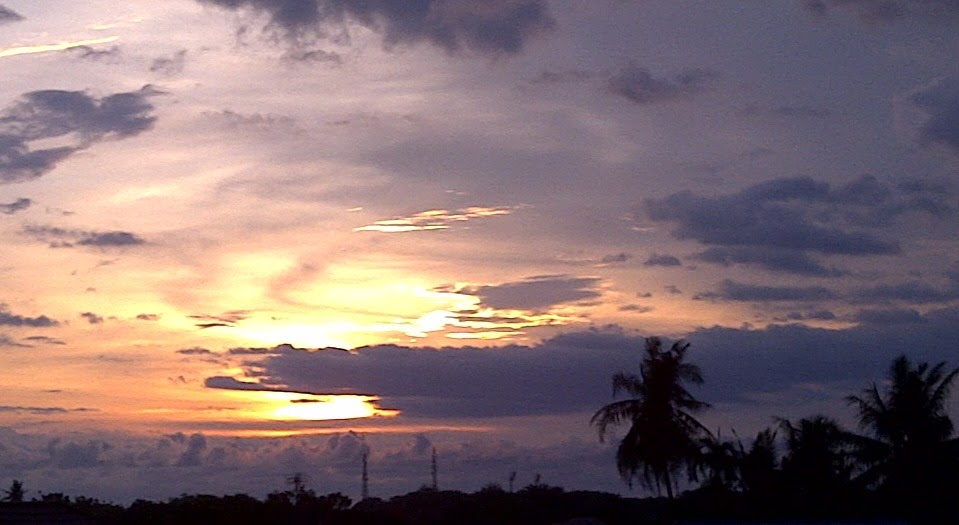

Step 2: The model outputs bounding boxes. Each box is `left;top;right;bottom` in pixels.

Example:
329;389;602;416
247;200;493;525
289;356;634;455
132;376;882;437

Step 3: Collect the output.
778;415;854;505
591;337;711;498
847;355;959;509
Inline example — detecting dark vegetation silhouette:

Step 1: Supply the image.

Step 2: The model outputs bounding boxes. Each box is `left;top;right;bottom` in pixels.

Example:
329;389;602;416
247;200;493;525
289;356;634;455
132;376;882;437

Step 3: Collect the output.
3;347;957;524
590;337;710;499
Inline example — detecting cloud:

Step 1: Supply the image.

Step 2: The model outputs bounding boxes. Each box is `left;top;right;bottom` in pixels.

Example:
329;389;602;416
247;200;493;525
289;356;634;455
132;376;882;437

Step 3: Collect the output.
599;252;631;265
80;312;104;324
608;62;718;105
0;334;27;347
22;335;66;345
0;86;159;183
853;280;959;304
204;376;276;391
0;305;58;327
206;306;959;422
355;206;518;233
740;104;831;118
46;439;106;469
618;304;654;314
642;253;681;267
774;309;837;322
77;231;146;247
460;275;602;311
0;406;96;415
136;313;160;321
853;307;924;325
68;45;122;63
0;197;31;214
21;225;146;248
642;176;941;275
175;433;207;467
688;306;959;406
197;0;555;57
177;347;214;355
0;5;23;24
695;279;837;302
804;0;959;23
150;50;187;76
911;77;959;156
694;246;845;277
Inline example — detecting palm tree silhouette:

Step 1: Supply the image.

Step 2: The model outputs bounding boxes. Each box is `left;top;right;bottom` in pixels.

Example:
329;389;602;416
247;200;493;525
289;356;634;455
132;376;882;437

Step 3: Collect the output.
591;337;710;498
778;415;854;508
846;355;959;515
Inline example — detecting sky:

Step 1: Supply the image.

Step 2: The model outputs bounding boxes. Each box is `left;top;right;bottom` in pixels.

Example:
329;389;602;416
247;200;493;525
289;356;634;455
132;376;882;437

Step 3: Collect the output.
1;0;958;504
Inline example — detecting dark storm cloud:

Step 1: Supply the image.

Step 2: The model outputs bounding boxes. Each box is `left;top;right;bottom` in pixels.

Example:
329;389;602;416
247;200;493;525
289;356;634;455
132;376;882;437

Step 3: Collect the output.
0;86;159;183
911;77;959;155
694;246;845;277
197;0;555;57
21;225;146;248
689;306;959;404
460;275;602;311
0;5;22;24
695;279;837;302
608;62;718;105
0;305;58;327
0;197;31;214
212;306;959;420
643;176;941;275
804;0;959;22
642;253;681;267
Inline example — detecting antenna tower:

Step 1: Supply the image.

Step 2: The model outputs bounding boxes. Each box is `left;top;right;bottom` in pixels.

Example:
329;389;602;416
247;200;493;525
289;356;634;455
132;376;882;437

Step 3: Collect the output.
431;447;438;491
361;448;369;500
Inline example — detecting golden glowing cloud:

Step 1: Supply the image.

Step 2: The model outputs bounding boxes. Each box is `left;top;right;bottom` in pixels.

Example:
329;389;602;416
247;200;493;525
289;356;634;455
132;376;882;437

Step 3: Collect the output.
0;37;119;58
354;205;520;233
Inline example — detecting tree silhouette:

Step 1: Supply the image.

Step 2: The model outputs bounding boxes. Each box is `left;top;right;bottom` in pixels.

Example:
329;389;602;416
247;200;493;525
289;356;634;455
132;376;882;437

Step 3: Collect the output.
591;337;710;498
778;415;854;512
3;480;24;502
847;354;959;517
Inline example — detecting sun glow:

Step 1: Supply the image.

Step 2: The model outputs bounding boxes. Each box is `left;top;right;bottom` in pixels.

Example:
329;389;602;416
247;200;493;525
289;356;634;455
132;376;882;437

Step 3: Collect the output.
271;394;398;421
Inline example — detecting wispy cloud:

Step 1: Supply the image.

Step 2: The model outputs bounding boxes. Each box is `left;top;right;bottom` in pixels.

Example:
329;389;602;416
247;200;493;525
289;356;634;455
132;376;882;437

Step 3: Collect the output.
0;36;119;59
355;206;518;233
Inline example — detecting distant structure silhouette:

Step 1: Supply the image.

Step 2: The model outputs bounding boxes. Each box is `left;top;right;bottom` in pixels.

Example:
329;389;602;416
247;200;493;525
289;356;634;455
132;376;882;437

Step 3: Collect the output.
361;448;369;500
431;447;438;491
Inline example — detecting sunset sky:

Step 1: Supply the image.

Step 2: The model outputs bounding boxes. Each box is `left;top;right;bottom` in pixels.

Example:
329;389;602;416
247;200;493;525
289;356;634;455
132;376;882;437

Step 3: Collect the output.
1;0;958;503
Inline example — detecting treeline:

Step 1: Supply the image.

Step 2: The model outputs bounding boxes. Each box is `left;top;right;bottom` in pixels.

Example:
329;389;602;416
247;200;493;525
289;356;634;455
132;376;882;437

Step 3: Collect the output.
592;338;959;524
7;485;671;525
